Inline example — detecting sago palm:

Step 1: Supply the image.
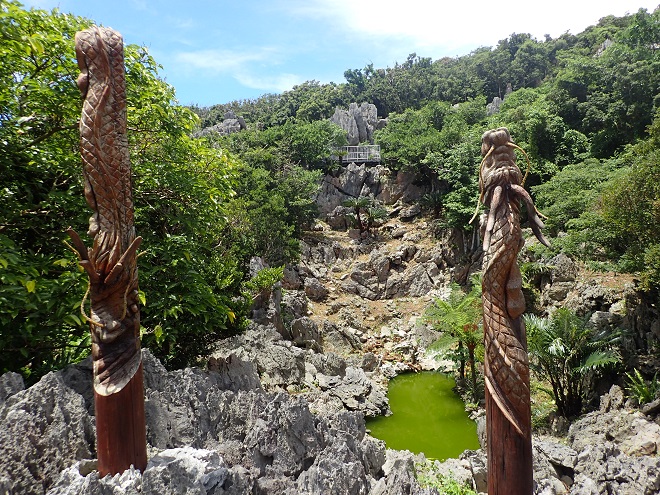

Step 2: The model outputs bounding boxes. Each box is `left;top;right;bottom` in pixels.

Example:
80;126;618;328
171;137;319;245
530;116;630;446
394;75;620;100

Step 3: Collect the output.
524;308;621;418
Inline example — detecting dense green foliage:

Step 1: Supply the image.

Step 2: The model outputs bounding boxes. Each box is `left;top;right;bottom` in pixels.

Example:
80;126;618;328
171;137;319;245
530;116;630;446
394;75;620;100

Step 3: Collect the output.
207;119;345;267
415;459;478;494
196;8;659;274
0;2;247;377
524;309;621;418
625;368;660;405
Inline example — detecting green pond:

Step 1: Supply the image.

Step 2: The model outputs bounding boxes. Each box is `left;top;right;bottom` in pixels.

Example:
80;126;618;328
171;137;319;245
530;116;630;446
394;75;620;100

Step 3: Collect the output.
366;371;480;460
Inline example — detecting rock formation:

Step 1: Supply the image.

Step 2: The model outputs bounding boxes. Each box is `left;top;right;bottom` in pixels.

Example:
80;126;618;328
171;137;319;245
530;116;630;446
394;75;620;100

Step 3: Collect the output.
330;103;387;145
196;110;247;137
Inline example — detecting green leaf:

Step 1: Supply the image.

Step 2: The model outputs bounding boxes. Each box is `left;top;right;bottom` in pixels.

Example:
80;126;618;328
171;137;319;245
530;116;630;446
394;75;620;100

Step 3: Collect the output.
154;324;164;344
138;290;146;306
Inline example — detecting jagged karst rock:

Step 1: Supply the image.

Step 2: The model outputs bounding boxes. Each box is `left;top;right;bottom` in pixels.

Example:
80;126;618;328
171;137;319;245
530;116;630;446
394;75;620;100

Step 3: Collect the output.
291;317;323;350
46;463;142;495
486;96;503;115
282;289;309;321
304;277;329;301
195;110;246;137
17;345;396;495
369;450;436;495
550;253;578;283
142;448;229;494
563;401;660;494
206;353;263;392
329;102;385;145
322;320;363;353
282;265;303;290
327;366;389;417
0;372;95;495
398;203;421;221
316;163;428;226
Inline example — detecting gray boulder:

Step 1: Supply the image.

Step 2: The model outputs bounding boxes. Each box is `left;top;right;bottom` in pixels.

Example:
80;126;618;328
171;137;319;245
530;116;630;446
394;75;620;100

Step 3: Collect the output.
142;448;229;494
291;317;323;350
304;277;328;301
0;372;95;495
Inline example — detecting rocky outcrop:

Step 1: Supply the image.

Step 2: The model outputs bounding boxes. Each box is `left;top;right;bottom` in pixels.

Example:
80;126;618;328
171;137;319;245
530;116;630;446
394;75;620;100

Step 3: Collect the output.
295;233;460;303
0;372;96;495
195;110;246;137
329;102;386;145
211;325;389;417
316;163;428;226
1;349;392;495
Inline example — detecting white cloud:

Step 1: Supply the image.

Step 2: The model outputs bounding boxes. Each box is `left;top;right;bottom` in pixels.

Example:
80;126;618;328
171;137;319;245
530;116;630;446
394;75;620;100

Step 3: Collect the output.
237;72;304;93
286;0;658;52
173;47;303;94
174;47;280;74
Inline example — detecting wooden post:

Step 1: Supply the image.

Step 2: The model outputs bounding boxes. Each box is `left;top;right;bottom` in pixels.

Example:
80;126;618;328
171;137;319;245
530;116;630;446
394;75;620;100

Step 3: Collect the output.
68;26;147;476
95;364;147;475
473;128;550;494
485;321;533;495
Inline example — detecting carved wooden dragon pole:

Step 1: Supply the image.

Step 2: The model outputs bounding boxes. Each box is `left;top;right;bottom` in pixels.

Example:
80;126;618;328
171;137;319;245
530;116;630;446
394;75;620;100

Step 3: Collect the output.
473;127;549;495
68;26;147;476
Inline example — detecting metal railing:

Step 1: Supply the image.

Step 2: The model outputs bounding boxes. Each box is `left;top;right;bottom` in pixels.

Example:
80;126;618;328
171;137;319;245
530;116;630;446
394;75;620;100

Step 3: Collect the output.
337;145;381;163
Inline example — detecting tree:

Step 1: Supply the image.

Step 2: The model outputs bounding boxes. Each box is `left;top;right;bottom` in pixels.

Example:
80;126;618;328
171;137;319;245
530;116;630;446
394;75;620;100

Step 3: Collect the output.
524;309;621;418
424;281;483;402
0;2;243;377
342;196;373;234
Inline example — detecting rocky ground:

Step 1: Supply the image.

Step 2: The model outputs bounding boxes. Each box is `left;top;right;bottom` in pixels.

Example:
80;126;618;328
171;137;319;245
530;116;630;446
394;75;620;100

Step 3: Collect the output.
1;163;659;494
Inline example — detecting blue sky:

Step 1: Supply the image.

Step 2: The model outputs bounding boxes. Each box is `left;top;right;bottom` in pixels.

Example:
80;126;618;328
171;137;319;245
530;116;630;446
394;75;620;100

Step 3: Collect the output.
24;0;659;107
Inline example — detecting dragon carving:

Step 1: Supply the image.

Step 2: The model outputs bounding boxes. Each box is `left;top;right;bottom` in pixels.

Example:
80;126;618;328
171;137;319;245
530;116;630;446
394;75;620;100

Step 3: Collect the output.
475;127;549;438
68;27;142;396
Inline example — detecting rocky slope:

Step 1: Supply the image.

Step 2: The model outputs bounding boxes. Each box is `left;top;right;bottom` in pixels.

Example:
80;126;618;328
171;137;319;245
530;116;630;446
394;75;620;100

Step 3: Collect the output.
1;162;659;494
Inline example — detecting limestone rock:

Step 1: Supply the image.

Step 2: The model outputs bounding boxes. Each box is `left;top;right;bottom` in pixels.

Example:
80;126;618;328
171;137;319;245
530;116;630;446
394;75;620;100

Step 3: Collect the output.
550;253;578;283
46;463;142;495
196;110;246;137
0;371;24;405
282;289;309;321
329;102;383;145
142;448;228;494
398;203;421;221
327;366;389;417
282;266;302;290
0;372;95;495
304;277;328;301
291;317;323;350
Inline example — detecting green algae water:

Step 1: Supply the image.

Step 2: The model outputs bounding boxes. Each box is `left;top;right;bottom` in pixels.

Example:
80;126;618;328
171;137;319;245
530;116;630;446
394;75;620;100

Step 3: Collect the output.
366;371;480;460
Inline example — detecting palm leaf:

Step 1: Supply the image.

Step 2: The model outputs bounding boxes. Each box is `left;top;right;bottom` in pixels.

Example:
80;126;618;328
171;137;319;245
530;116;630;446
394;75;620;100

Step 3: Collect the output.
575;349;620;374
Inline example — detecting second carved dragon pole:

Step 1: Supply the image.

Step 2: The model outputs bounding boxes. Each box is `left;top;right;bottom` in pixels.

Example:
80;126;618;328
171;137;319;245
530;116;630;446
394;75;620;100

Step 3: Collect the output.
68;27;147;476
476;128;549;495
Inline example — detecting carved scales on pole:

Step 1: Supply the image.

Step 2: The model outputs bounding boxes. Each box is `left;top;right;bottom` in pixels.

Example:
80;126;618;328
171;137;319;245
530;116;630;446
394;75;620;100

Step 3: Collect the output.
68;26;147;476
474;127;549;495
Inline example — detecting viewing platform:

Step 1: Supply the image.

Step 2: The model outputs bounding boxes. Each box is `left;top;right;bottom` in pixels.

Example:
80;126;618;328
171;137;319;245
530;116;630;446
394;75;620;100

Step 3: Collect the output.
336;145;381;164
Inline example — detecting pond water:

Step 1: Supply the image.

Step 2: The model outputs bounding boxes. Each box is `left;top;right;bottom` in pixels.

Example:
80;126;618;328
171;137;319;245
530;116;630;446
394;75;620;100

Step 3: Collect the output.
366;371;480;460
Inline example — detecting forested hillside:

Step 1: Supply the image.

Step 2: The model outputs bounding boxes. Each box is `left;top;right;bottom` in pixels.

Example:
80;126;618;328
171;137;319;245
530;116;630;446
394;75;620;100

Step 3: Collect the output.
198;6;659;288
1;0;658;383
